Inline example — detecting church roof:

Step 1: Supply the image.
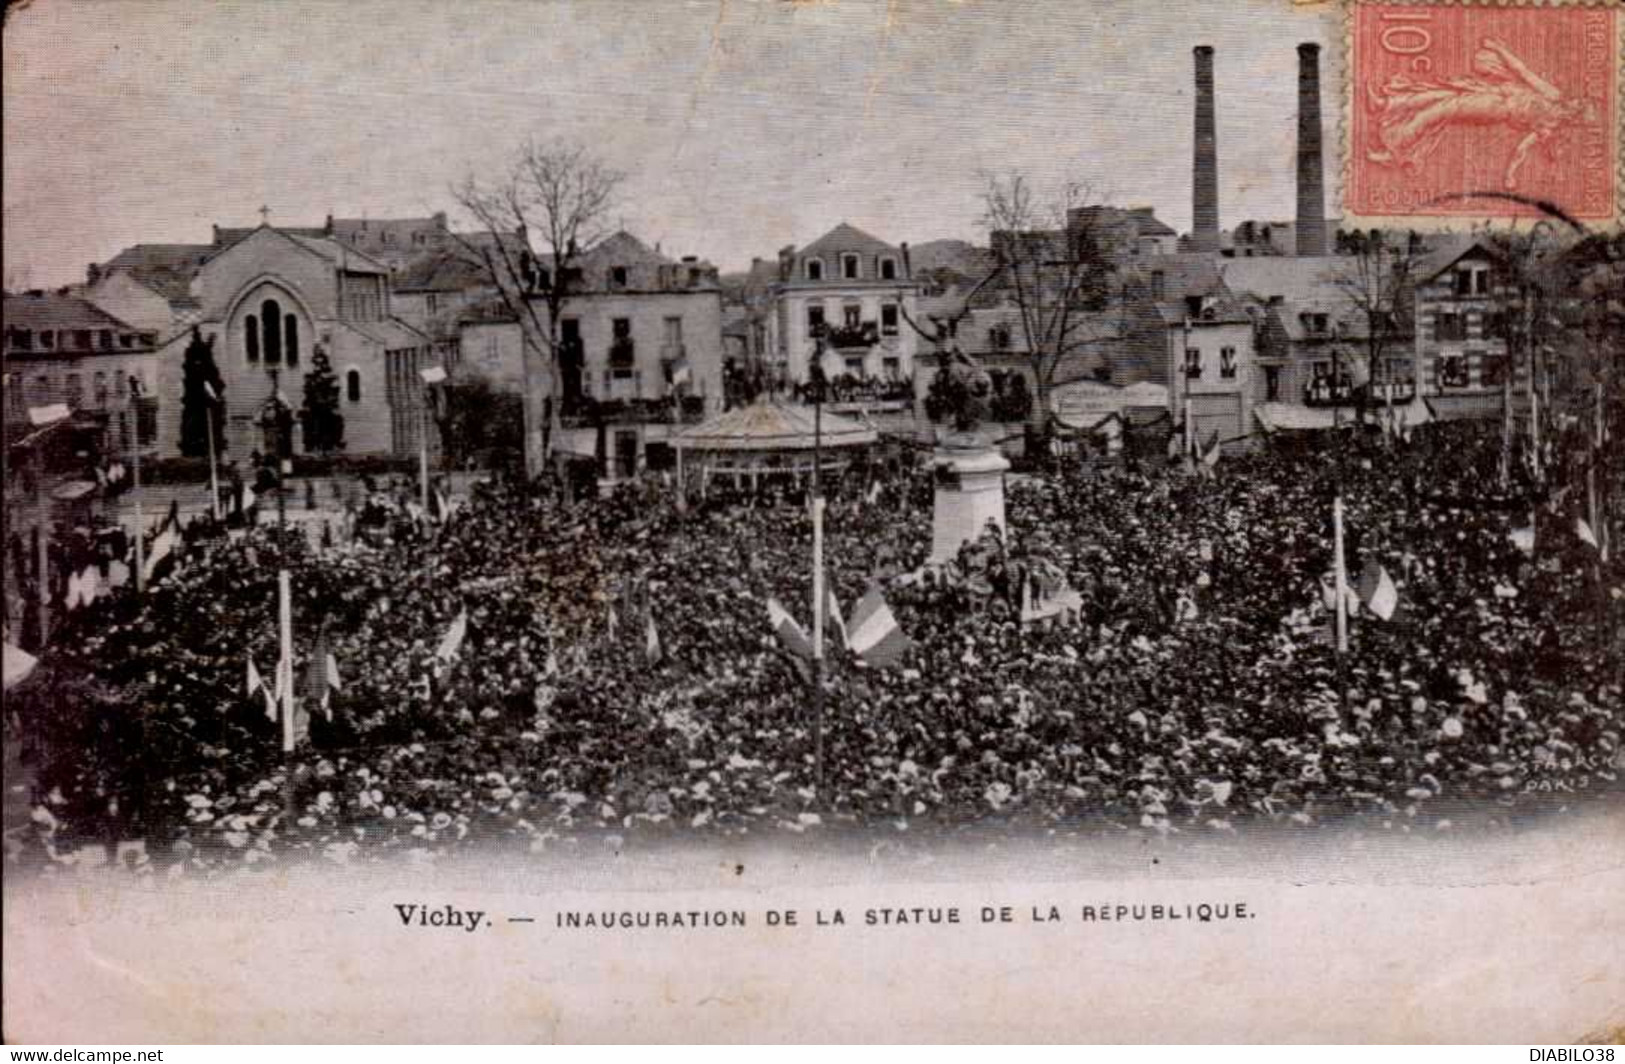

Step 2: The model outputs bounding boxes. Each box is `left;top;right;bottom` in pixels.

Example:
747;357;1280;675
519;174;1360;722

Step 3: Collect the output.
99;243;215;302
673;398;878;452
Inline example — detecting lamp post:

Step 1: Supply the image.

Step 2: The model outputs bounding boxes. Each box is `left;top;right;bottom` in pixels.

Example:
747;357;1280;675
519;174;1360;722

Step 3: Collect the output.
419;364;448;515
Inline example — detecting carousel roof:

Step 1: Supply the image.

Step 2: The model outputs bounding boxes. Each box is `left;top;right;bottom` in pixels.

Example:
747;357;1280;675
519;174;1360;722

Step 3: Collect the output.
673;398;879;452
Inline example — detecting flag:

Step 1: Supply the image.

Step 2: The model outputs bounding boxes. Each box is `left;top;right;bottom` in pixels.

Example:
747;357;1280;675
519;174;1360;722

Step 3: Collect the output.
1321;571;1359;613
826;587;848;650
1577;518;1599;550
419;365;448;385
3;643;38;691
865;479;881;506
303;631;342;721
433;488;451;522
766;598;814;660
64;569;85;611
669;356;692;391
436;610;468;661
247;657;266;698
1201;432;1222;468
847;586;912;669
202;380;219;403
1510;517;1536;556
143;526;177;582
78;566;101;607
1357;558;1399;621
1167;431;1182;460
108;559;130;589
240;484;257;512
644;612;662;664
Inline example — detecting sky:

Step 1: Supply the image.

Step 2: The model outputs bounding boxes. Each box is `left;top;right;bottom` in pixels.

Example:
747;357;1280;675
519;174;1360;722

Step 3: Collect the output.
3;0;1341;287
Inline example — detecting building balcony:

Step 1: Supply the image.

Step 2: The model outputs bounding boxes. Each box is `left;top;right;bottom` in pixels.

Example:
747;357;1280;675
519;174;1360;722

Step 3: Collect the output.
823;322;879;349
560;394;707;429
1303;377;1416;407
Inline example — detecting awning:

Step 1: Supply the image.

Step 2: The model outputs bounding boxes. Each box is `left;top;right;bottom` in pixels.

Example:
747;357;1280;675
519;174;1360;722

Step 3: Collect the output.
1256;399;1433;433
673;399;877;452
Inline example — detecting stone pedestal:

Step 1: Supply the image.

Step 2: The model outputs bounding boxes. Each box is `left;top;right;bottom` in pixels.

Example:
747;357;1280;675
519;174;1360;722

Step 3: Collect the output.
929;440;1010;565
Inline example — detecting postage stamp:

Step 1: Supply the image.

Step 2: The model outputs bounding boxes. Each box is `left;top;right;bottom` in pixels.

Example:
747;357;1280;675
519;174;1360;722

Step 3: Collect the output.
1348;1;1620;224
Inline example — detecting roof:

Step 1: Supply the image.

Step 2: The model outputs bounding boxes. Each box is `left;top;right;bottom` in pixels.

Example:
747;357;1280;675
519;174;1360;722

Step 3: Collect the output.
798;222;898;262
214;225;327;248
99;243;215;302
673;398;878;451
4;291;140;332
283;233;391;273
1411;235;1498;284
339;317;433;351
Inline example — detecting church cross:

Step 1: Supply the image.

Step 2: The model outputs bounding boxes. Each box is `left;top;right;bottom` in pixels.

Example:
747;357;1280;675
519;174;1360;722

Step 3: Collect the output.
258;205;271;226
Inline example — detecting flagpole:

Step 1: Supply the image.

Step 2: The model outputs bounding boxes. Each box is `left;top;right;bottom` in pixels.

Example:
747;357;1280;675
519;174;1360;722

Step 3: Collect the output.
1332;495;1349;655
279;568;295;754
206;398;222;521
131;375;146;595
810;353;826;798
419;388;431;517
1184;396;1193;459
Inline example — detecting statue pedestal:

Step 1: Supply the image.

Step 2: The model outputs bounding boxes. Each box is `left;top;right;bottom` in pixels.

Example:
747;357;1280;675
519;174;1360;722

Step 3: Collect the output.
929;442;1010;565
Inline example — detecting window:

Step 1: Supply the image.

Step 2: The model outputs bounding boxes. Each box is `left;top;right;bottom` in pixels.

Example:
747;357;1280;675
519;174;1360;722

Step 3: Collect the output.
843;356;864;375
843;305;861;330
1264;365;1282;402
382;231;395;246
1438;354;1469;388
39;330;54;349
284;314;299;367
99;330;113;350
1150;271;1166;300
261;298;283;365
610;266;629;290
807;304;826;338
663;316;683;346
610;318;634;368
1184;347;1202;379
120;334;134;349
5;374;22;415
1303;313;1330;335
1219;346;1238;379
880;257;897;281
346;369;362;403
806;258;824;282
8;328;32;350
1455;265;1491;297
245;314;260;362
425;293;440;316
93;371;109;408
883;357;900;379
36;374;51;402
413;231;427;247
841;253;860;280
73;330;92;350
989;324;1011;350
65;372;83;408
1436;312;1466;342
881;304;899;336
1479;352;1508;388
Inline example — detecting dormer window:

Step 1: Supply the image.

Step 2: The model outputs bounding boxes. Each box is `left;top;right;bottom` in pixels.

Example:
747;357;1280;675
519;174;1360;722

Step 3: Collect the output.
841;253;860;280
806;258;824;282
1304;312;1330;335
610;266;629;290
1454;264;1491;297
879;257;897;281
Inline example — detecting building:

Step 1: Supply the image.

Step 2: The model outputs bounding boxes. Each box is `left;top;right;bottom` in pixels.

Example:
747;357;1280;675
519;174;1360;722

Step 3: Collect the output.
3;290;161;463
454;230;726;482
1411;238;1528;421
771;223;921;387
147;224;438;460
1069;206;1180;259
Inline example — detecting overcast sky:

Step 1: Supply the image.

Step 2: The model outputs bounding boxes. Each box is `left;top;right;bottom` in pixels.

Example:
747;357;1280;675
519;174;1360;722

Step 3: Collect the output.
3;0;1340;287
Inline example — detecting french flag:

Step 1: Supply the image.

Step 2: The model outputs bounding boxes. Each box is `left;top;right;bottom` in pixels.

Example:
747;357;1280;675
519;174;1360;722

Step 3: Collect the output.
766;598;813;661
847;587;912;669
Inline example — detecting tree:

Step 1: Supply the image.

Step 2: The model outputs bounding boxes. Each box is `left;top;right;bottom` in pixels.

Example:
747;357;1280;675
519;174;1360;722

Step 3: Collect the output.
1330;229;1423;432
451;138;625;477
298;343;345;456
978;173;1120;453
178;326;226;459
435;374;524;470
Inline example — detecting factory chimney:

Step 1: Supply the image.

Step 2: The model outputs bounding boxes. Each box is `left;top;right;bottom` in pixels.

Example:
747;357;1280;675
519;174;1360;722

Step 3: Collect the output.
1190;46;1220;254
1295;42;1328;257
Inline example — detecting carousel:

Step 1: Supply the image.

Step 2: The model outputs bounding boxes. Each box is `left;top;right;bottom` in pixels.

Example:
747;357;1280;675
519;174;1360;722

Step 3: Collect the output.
671;397;879;494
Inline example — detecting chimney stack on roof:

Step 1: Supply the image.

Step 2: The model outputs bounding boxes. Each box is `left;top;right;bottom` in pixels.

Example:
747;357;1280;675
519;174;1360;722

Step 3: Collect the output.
1295;42;1328;257
1190;46;1220;253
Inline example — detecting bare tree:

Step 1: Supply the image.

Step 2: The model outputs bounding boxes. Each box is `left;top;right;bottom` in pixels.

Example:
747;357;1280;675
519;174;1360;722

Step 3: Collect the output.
1330;229;1424;433
978;173;1120;451
451;137;625;476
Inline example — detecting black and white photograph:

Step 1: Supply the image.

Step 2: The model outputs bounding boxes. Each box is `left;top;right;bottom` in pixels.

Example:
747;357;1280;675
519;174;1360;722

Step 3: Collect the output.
2;0;1622;1045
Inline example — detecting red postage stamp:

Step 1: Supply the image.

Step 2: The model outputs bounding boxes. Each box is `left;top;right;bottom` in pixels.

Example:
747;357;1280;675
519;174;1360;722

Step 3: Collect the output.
1349;1;1619;222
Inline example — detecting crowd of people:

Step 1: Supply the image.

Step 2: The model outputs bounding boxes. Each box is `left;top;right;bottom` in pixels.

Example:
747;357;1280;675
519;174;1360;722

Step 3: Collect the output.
7;418;1622;873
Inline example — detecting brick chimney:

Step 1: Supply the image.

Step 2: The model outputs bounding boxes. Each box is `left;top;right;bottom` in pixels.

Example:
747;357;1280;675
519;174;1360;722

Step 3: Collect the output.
1191;46;1220;253
1295;42;1328;257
